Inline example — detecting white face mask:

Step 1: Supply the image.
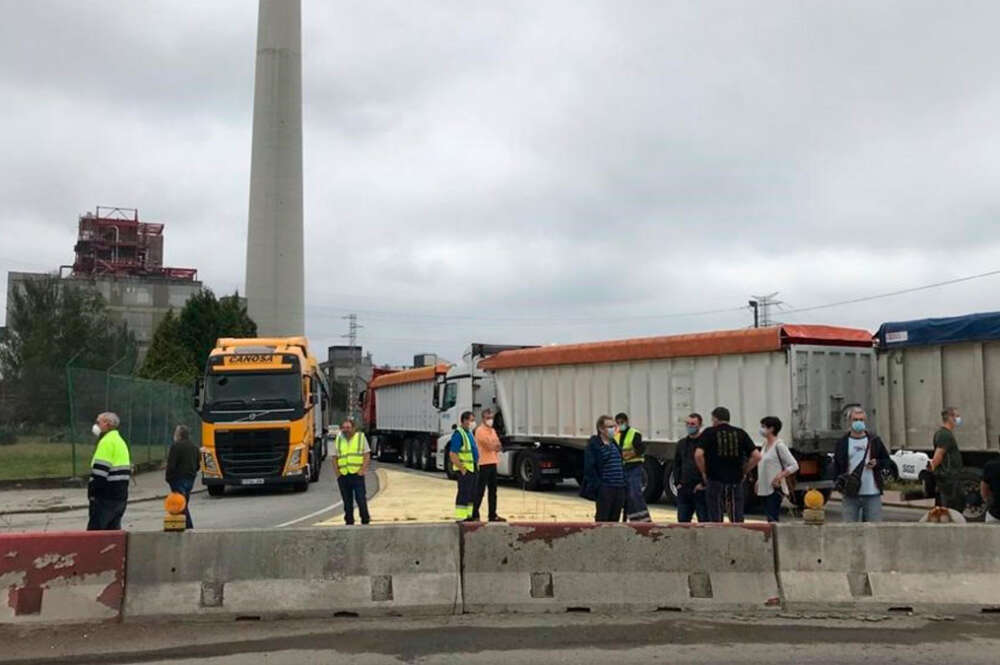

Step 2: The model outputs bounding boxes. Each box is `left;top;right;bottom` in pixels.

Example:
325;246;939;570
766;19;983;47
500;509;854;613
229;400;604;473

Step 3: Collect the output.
92;423;102;437
468;421;476;430
485;419;494;427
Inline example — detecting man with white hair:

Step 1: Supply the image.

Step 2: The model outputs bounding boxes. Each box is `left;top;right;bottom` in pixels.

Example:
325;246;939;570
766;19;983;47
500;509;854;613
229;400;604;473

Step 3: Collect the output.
87;411;131;530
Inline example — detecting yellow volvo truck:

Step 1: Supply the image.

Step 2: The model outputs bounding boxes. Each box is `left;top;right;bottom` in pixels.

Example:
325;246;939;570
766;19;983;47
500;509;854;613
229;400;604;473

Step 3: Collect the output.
195;337;330;496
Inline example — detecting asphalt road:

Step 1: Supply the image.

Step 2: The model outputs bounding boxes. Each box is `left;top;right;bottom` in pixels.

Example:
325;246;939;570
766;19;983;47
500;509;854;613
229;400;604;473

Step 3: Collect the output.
0;459;921;532
4;613;999;664
0;465;378;532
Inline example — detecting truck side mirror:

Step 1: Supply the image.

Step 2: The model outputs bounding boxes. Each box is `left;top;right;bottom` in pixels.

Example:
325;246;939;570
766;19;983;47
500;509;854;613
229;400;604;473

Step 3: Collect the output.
192;378;202;410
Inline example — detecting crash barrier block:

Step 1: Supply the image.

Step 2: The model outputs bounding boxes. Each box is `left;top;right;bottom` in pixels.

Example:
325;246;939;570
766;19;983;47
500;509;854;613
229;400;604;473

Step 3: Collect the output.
0;531;126;624
774;524;1000;614
123;525;462;620
460;522;779;613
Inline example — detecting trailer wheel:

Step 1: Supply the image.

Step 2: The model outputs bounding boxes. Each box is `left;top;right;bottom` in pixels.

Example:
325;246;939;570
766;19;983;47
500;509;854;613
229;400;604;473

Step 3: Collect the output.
404;439;415;468
420;440;434;471
662;461;678;505
207;484;225;497
517;451;542;491
641;458;665;504
444;451;457;480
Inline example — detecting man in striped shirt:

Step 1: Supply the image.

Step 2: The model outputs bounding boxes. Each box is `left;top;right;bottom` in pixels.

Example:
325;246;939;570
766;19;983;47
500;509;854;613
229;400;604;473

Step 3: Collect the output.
87;411;131;531
582;415;626;522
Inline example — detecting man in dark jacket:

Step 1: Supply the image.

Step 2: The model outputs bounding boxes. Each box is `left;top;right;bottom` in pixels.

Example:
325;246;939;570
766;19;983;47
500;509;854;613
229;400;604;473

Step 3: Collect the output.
673;412;708;523
581;415;626;522
166;425;200;529
833;407;891;522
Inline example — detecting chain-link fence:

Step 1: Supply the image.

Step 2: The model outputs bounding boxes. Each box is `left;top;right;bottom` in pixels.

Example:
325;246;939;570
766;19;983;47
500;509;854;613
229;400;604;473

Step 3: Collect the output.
0;367;200;481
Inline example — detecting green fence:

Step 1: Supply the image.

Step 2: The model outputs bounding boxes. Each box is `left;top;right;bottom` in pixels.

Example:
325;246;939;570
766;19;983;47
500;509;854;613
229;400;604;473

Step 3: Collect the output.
64;367;201;478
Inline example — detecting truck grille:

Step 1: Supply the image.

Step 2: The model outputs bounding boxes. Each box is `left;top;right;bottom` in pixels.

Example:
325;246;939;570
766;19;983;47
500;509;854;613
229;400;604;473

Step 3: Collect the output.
214;428;289;477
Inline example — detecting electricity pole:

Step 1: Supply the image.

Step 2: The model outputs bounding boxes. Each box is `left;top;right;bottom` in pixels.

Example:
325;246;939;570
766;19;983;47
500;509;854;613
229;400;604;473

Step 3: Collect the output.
342;314;362;419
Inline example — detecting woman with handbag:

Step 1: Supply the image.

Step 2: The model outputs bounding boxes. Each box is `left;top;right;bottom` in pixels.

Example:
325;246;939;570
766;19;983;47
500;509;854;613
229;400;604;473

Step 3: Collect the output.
833;407;891;522
756;416;798;522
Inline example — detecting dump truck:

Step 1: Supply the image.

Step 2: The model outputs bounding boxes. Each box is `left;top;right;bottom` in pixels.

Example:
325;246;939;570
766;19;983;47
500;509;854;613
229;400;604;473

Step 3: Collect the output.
875;310;1000;520
479;324;876;507
195;337;330;496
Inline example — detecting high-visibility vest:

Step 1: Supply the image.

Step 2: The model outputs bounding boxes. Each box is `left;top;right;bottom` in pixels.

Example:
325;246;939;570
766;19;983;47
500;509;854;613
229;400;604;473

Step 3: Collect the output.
336;433;366;474
91;429;131;482
456;428;476;470
614;427;643;465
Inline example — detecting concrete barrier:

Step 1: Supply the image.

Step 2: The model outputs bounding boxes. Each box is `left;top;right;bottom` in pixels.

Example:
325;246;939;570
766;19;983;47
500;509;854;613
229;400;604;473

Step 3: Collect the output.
460;522;779;613
123;525;462;620
0;531;127;623
774;524;1000;613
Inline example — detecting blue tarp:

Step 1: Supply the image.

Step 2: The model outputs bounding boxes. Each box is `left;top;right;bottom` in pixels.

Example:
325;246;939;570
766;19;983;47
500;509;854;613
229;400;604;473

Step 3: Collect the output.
875;311;1000;348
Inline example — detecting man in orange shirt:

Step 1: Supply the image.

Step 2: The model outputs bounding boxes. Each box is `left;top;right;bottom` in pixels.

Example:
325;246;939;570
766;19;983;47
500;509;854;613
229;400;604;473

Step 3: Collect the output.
472;408;506;522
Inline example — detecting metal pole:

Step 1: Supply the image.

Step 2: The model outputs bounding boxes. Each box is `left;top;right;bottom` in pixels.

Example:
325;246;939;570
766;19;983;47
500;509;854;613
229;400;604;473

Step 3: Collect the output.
105;353;131;410
64;349;84;479
748;300;759;328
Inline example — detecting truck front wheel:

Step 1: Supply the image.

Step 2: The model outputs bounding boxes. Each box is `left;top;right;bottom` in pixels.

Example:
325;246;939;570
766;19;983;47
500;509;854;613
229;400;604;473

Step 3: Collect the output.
661;460;678;505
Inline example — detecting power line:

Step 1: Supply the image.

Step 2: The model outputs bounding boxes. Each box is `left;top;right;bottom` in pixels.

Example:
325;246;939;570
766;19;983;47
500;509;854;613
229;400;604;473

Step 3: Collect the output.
779;268;1000;315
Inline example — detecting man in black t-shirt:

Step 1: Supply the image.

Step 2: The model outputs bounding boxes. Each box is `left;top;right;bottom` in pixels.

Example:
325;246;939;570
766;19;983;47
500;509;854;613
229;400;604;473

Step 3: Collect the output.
694;406;761;523
981;458;1000;524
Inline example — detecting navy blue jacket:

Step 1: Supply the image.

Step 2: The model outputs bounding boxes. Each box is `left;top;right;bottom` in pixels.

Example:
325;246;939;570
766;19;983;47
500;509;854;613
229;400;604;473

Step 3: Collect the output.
581;434;625;499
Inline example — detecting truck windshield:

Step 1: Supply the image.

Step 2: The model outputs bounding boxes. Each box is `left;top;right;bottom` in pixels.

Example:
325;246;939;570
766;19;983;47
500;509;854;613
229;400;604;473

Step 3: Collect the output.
205;371;302;410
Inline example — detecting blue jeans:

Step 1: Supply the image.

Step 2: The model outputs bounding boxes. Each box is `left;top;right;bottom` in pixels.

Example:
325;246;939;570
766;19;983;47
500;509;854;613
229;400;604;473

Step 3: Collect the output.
338;474;371;525
169;475;195;529
676;486;708;523
622;464;651;521
841;494;882;522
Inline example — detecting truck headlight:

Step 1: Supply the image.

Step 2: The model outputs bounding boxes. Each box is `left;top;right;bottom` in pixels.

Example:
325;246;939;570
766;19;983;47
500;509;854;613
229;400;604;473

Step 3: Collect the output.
287;445;306;472
201;449;220;475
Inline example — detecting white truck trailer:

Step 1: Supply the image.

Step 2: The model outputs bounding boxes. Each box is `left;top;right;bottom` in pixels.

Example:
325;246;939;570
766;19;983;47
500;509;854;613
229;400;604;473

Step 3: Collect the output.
480;324;876;506
365;344;533;473
875;311;1000;520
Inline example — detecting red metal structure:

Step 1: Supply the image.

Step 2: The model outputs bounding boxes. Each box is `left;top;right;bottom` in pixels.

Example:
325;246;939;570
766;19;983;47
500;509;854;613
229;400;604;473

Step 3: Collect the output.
71;206;197;280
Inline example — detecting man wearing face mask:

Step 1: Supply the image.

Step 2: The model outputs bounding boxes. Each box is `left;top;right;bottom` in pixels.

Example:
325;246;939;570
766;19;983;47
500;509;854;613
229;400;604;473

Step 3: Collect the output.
582;415;626;522
87;412;131;531
833;407;891;522
673;413;708;523
472;409;505;522
615;412;651;522
449;411;479;521
930;407;965;511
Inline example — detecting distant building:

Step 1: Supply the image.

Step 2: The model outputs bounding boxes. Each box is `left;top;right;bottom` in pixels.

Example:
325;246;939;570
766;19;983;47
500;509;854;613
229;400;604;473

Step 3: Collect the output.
320;345;374;385
4;207;201;363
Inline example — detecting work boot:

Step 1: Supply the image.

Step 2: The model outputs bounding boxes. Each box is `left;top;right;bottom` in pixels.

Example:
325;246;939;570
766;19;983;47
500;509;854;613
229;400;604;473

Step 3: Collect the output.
489;515;507;522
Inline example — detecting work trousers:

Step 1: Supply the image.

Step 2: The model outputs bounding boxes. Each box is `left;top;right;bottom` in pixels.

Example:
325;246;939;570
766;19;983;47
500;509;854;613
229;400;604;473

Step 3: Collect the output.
337;473;371;525
936;479;965;512
841;494;882;522
595;485;626;522
705;480;745;523
621;463;651;521
87;496;127;531
168;475;195;529
473;463;499;520
676;486;708;523
455;470;478;520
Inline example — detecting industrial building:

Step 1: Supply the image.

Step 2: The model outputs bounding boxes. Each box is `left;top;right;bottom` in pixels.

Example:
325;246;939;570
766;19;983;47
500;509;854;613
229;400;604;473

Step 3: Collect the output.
5;207;201;362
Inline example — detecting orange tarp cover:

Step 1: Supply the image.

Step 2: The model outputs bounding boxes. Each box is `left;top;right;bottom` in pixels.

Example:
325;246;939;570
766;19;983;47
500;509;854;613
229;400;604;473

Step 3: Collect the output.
369;363;450;389
479;325;872;370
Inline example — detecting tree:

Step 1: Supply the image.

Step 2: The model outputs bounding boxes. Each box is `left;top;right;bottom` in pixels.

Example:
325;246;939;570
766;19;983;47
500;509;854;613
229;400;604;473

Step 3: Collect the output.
139;289;257;383
0;275;137;427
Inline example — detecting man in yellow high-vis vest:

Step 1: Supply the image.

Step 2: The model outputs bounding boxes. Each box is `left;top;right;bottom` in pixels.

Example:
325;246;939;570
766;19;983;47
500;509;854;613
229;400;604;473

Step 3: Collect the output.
333;418;371;525
449;411;479;521
615;412;651;522
87;411;131;531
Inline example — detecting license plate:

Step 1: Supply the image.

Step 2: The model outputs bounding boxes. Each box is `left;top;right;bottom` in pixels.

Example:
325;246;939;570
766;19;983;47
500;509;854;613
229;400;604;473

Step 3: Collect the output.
241;478;265;485
541;468;561;475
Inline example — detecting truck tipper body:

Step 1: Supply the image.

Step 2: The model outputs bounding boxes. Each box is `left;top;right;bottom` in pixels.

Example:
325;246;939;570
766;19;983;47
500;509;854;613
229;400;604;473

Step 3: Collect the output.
480;324;875;505
874;311;1000;519
196;337;330;496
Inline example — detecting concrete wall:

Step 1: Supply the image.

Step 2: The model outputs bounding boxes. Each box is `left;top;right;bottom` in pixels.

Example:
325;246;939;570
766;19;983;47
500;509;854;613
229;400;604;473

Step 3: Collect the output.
124;525;462;620
775;524;1000;613
461;522;779;613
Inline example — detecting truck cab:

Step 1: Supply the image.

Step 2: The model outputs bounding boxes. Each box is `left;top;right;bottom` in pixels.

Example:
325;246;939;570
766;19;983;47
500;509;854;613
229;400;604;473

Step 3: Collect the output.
196;337;329;496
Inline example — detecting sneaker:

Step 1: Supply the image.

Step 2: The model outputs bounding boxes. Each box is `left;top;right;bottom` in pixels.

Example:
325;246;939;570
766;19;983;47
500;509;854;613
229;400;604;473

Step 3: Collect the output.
489;516;507;522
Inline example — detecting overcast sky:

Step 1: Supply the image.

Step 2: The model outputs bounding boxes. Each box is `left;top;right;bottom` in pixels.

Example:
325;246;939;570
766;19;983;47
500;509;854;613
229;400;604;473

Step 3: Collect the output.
2;0;999;366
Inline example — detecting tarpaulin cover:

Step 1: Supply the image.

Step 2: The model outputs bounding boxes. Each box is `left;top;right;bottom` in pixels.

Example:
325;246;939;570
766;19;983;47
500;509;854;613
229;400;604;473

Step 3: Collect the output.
875;311;1000;348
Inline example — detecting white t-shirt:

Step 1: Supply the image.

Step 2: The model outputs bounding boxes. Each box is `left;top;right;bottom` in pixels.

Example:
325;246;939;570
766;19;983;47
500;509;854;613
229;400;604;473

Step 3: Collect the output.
331;433;371;457
756;439;798;497
847;436;878;496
